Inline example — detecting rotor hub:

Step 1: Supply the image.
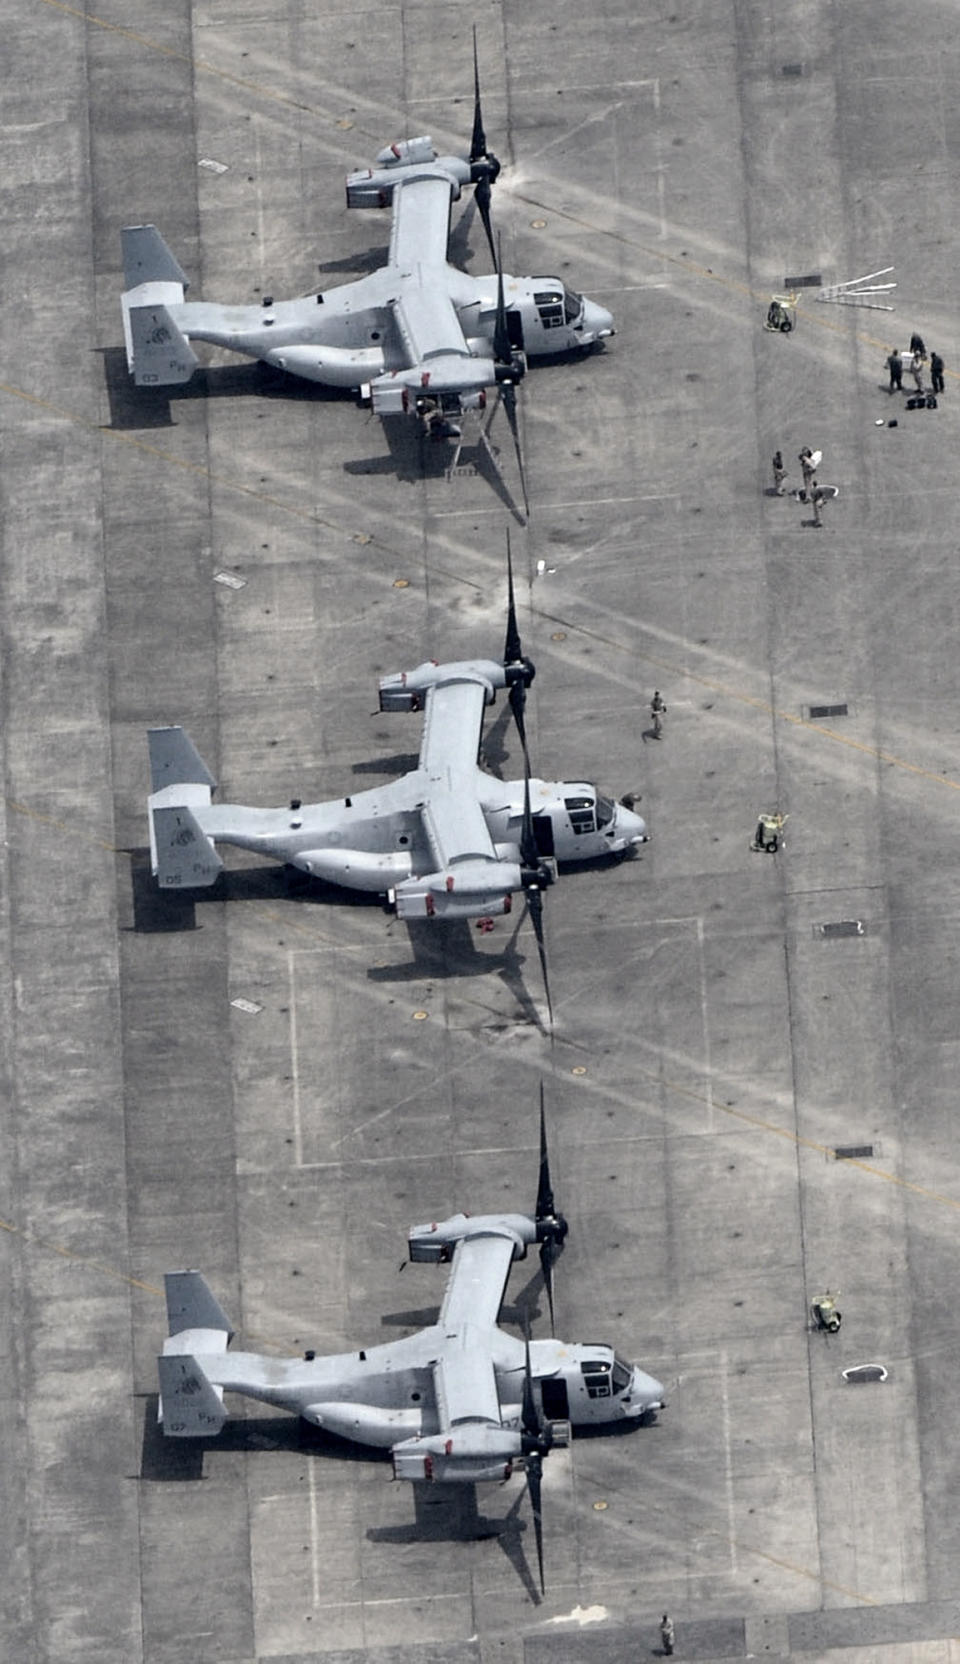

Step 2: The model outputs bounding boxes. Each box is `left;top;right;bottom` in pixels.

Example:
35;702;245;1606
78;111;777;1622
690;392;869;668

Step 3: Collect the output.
470;155;501;187
505;655;535;688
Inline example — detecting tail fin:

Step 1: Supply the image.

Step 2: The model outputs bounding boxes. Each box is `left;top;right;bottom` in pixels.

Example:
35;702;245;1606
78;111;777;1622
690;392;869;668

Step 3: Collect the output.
158;1354;228;1438
122;225;190;291
148;726;216;795
150;804;223;888
121;225;198;386
147;727;223;888
125;301;199;387
165;1271;234;1340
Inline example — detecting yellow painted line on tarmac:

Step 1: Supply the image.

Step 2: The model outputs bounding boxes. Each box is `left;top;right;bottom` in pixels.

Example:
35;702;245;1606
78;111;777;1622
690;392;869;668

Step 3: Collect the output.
0;380;364;543
0;1214;163;1294
642;1059;960;1213
39;0;368;129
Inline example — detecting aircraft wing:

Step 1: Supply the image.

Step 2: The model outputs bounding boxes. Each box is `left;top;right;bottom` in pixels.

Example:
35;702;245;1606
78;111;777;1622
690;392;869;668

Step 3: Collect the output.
434;1233;518;1428
390;173;454;271
369;175;494;411
418;678;499;870
440;1231;517;1332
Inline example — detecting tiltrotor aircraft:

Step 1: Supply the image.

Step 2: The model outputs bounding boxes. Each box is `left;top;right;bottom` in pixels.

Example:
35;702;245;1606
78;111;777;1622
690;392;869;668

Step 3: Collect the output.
158;1110;665;1591
120;34;613;468
148;555;648;935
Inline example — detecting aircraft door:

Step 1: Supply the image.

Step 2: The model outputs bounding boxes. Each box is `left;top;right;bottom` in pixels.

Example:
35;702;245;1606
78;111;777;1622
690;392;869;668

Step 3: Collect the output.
540;1375;569;1421
533;812;555;858
506;308;525;352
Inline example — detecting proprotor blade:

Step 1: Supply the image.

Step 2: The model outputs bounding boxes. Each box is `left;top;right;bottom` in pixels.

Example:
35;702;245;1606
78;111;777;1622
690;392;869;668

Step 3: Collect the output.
526;1450;545;1596
504;528;523;668
528;886;554;1035
536;1091;567;1320
536;1091;555;1222
470;26;487;163
501;382;530;521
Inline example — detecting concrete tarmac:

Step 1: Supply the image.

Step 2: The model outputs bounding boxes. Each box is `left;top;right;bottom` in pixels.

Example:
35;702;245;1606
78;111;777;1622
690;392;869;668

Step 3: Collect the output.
4;1;960;1661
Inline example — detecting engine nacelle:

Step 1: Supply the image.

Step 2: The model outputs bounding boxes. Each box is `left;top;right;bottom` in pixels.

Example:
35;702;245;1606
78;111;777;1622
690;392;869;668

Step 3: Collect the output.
379;658;505;711
391;856;522;921
391;1424;520;1483
408;1212;535;1263
376;136;437;167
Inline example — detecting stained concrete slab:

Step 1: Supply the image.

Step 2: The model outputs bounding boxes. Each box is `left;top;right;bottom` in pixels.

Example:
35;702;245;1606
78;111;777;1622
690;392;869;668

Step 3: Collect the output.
5;0;960;1660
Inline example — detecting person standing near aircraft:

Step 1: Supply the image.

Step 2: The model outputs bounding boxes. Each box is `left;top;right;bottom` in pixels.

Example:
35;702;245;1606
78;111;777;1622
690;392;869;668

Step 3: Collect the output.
650;691;666;739
660;1613;676;1655
910;350;925;393
772;450;787;494
931;350;945;394
886;348;902;393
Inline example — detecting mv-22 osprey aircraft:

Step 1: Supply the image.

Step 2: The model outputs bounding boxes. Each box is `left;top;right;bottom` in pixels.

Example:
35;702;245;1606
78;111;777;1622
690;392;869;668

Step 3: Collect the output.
158;1111;665;1591
149;556;647;956
120;34;613;494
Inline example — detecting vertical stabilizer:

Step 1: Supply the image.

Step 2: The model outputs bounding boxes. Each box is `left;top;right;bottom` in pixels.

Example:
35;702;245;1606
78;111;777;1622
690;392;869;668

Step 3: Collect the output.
158;1354;228;1437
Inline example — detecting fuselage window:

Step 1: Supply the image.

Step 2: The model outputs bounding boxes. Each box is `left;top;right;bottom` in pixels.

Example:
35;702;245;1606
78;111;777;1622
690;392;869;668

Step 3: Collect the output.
565;795;596;835
533;289;564;330
581;1359;612;1398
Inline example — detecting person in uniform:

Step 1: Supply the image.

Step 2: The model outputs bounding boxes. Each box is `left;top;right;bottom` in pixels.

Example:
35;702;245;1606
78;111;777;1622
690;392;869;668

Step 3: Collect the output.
886;348;902;393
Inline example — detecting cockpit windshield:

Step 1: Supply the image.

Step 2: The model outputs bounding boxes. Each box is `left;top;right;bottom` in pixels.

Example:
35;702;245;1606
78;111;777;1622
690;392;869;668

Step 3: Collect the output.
596;793;616;828
612;1355;633;1393
564;287;583;323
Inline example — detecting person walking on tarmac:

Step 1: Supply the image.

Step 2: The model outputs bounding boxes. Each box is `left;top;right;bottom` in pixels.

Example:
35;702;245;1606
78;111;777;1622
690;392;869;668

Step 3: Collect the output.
660;1613;676;1655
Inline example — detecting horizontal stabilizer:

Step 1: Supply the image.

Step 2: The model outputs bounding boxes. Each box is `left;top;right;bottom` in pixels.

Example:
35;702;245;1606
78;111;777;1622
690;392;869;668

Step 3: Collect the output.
158;1354;227;1438
165;1271;234;1340
150;803;223;888
127;301;198;386
149;726;217;794
122;224;190;291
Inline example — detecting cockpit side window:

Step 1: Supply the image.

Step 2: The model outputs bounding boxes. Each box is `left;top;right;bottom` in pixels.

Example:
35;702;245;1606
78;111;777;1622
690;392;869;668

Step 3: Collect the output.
565;795;596;835
581;1359;612;1399
533;288;564;329
596;794;615;828
564;288;583;323
612;1359;631;1393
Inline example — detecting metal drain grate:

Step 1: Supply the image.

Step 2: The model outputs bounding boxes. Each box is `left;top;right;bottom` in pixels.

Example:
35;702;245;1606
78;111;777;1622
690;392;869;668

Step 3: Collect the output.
834;1145;874;1160
808;702;848;720
842;1364;888;1384
781;64;804;78
816;920;865;939
784;272;822;287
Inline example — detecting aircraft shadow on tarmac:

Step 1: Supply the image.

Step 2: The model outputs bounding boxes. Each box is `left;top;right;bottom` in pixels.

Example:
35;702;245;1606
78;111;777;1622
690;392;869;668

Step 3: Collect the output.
98;342;525;515
138;1395;388;1482
125;847;388;934
366;1479;541;1604
126;850;560;1030
98;346;350;432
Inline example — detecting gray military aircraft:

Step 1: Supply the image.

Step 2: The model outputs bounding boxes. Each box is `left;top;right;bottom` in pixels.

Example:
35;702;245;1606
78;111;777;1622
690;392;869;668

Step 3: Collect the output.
158;1110;665;1591
120;34;613;490
148;556;648;951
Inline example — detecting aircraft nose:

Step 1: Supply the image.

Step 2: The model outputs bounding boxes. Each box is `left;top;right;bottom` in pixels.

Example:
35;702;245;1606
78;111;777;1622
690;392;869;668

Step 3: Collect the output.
617;806;648;845
583;299;615;339
632;1367;665;1408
